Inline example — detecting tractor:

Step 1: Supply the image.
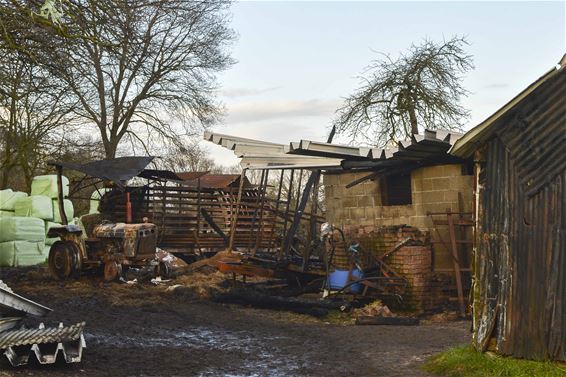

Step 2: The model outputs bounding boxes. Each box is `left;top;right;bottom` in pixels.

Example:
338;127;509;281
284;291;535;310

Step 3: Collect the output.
46;157;177;281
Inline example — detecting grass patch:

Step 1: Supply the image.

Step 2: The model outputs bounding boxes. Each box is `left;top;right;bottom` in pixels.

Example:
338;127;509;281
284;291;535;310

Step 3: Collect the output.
423;345;566;377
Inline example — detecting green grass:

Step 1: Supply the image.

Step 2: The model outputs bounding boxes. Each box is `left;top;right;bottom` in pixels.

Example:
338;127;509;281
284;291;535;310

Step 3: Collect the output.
423;345;566;377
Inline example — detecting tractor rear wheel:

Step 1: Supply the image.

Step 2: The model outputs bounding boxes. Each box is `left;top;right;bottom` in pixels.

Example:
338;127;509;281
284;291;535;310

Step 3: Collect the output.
48;241;82;280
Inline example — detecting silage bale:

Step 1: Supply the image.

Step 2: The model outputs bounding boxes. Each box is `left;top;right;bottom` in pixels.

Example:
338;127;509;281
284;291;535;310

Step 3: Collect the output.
0;217;46;243
14;196;53;220
52;199;74;223
0;210;14;218
0;240;45;267
0;242;16;266
31;175;69;198
13;241;46;266
44;221;61;245
0;189;28;211
89;188;111;214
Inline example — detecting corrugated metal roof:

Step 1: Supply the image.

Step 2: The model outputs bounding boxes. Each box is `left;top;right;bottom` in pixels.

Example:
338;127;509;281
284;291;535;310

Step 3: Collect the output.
288;129;463;168
204;132;343;170
1;322;86;366
450;53;566;158
0;322;85;348
205;129;462;171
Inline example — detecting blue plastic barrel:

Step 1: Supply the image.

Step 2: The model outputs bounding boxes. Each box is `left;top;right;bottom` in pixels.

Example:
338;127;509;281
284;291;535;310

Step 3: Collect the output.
327;269;364;293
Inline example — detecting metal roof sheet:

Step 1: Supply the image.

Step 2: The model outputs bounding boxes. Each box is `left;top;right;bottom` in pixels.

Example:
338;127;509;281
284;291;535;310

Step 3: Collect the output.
176;171;210;181
288;129;463;165
204;132;343;170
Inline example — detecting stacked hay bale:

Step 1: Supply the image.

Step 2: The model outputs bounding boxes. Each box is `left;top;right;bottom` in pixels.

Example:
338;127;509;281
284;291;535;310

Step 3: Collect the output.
0;175;74;267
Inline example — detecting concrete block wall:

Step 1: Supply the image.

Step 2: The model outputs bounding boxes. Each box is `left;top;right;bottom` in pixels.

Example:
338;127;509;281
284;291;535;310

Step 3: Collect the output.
323;164;474;271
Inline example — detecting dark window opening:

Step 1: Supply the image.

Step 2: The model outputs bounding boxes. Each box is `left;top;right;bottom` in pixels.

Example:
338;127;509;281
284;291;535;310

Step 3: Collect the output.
381;174;412;206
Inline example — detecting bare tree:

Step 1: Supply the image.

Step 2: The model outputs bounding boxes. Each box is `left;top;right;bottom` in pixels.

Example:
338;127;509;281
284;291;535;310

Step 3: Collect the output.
335;37;473;146
158;141;224;174
47;0;235;159
0;51;77;189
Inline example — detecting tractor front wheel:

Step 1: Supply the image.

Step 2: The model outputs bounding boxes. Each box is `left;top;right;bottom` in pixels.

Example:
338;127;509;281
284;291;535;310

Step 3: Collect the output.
48;240;82;280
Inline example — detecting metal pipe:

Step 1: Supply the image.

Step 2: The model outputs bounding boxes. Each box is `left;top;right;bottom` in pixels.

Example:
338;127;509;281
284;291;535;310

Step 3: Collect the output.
56;165;68;225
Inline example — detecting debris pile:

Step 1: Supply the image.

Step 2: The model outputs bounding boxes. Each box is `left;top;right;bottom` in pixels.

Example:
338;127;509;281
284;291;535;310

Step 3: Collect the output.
0;280;86;366
352;300;394;318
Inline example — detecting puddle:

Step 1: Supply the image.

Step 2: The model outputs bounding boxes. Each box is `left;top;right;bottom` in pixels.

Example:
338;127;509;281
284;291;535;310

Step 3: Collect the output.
85;327;311;376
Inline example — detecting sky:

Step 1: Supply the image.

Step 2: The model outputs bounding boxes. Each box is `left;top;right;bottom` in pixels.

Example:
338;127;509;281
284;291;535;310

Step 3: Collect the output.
204;1;566;166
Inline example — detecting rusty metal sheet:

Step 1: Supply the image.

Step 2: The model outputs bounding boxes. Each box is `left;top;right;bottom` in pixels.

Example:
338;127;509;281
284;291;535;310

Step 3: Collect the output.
176;171;210;181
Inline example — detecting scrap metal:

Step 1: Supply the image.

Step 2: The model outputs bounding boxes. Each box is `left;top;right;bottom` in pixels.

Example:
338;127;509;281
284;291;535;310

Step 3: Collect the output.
0;280;86;367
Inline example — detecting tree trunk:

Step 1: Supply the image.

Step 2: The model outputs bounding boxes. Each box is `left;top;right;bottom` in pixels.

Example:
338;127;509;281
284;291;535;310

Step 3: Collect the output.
0;166;11;189
408;106;418;135
104;138;119;159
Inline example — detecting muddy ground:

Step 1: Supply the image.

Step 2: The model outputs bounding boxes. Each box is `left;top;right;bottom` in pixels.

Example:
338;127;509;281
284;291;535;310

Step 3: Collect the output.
0;267;470;377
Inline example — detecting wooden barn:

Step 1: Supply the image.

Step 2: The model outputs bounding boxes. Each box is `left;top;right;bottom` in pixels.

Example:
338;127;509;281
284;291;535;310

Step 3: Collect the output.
450;54;566;360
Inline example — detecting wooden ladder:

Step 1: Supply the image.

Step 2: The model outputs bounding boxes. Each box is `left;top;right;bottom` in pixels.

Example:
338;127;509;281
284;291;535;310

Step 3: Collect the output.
427;193;473;317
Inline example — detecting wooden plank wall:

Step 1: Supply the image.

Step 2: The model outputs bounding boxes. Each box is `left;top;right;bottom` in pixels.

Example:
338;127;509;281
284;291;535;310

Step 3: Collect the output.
473;68;566;361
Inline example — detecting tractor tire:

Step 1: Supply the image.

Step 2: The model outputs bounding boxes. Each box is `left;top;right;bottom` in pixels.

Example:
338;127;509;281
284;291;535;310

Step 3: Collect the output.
48;240;82;280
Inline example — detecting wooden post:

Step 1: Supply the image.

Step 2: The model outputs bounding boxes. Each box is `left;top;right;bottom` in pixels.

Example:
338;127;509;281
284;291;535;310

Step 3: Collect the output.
55;165;68;225
228;169;247;252
268;169;285;253
457;192;469;269
280;169;295;259
447;208;466;316
283;126;336;267
248;169;266;251
253;169;269;255
196;177;201;246
303;172;320;270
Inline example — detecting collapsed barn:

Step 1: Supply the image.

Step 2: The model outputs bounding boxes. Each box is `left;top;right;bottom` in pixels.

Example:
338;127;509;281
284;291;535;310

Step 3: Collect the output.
204;130;475;313
450;55;566;361
59;156;331;277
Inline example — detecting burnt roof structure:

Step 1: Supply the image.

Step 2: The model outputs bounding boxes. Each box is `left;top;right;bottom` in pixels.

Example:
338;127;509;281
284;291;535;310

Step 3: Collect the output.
179;173;254;189
204;129;464;173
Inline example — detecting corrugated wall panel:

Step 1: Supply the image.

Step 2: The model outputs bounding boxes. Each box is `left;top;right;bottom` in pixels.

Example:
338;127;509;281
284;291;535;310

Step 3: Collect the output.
475;107;566;360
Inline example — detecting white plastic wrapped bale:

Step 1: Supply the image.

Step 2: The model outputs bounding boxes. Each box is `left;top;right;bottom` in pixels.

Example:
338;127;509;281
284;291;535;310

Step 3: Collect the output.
45;221;61;245
0;241;45;267
52;199;74;223
0;217;46;243
0;210;14;218
31;175;69;198
89;188;111;214
14;196;53;220
0;189;28;210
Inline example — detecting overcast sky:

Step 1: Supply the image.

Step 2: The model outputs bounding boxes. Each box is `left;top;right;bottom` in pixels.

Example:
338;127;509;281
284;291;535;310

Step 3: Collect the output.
203;1;566;167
